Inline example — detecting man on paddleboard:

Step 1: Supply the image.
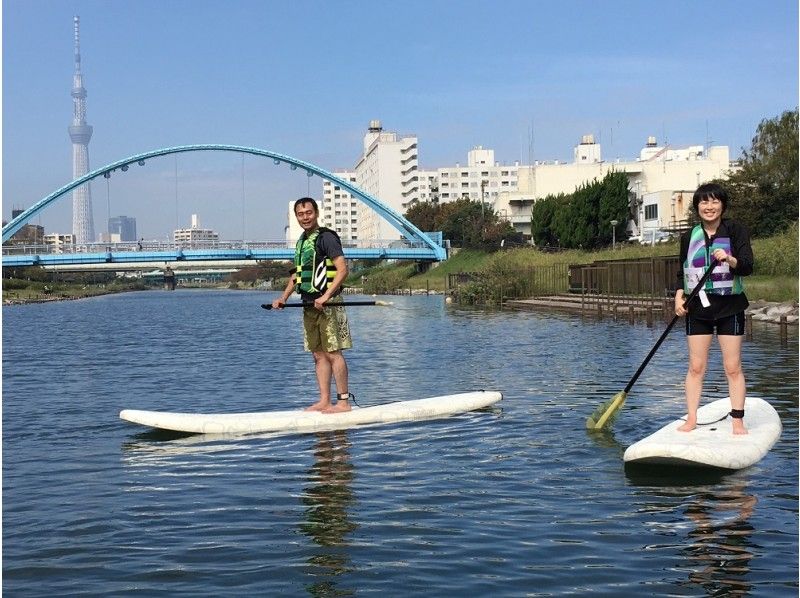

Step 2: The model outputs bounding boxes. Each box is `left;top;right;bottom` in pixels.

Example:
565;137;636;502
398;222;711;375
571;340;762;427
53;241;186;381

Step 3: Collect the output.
272;197;354;413
674;183;753;435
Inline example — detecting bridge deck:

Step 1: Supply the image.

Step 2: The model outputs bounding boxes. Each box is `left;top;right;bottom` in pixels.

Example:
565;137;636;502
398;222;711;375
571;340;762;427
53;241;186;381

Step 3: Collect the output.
2;246;444;268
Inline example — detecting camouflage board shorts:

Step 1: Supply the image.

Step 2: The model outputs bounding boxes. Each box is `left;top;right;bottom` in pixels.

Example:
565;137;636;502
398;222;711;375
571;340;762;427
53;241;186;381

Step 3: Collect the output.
302;297;353;353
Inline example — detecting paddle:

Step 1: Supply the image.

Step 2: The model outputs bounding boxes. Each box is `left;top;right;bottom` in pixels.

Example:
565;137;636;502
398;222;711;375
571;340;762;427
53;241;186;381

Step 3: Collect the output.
261;300;391;310
586;258;718;430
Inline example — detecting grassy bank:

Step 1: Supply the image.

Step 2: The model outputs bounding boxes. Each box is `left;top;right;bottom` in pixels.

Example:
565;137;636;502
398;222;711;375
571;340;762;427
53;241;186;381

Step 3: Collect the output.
351;225;798;303
3;278;150;304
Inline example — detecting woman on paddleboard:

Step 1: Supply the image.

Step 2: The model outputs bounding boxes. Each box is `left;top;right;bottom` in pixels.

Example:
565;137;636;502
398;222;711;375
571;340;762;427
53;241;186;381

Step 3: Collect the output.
674;183;753;435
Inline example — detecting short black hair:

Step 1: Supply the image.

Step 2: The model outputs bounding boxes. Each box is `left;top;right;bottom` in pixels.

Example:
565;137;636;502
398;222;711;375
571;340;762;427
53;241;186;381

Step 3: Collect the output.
294;197;319;214
692;183;729;214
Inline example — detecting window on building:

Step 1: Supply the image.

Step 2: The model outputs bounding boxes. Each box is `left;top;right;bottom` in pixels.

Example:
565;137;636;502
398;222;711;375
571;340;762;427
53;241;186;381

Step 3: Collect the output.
645;204;658;220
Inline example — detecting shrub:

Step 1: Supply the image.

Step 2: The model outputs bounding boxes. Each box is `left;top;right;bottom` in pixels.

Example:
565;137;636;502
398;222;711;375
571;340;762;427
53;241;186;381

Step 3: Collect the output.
752;222;798;276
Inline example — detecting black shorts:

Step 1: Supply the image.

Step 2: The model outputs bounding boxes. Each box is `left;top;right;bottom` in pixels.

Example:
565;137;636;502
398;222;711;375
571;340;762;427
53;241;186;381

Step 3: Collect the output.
686;311;745;336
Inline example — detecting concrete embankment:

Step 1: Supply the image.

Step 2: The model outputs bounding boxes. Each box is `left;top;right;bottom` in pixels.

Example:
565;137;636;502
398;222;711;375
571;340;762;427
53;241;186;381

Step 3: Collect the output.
505;295;798;326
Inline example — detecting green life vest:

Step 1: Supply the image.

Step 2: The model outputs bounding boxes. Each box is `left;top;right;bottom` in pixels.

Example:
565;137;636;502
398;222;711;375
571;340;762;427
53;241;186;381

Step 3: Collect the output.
294;227;338;296
683;223;743;295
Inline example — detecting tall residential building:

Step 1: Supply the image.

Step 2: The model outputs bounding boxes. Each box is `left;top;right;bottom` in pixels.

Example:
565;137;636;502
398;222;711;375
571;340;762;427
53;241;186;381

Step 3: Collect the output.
320;171;359;241
173;214;219;247
69;16;95;244
322;121;420;243
431;146;519;206
108;216;137;242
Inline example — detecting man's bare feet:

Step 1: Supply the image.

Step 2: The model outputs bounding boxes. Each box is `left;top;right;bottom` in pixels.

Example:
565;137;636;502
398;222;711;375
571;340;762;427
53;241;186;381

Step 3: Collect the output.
732;419;748;435
677;418;696;432
305;400;331;412
323;401;351;414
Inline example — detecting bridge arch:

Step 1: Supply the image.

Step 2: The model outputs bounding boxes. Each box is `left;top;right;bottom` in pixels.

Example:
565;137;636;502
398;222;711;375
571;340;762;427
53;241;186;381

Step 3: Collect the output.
2;144;446;259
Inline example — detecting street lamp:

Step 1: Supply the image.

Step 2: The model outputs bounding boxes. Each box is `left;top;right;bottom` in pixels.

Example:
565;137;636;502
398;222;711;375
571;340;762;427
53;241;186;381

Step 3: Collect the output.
610;219;618;250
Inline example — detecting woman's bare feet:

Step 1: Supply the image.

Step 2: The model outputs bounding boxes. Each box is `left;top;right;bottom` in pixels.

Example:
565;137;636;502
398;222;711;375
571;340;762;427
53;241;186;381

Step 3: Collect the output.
323;401;351;414
677;418;697;432
732;419;748;435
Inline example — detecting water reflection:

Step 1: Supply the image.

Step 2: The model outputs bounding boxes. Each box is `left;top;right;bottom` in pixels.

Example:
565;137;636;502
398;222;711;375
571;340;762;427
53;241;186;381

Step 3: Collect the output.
300;431;357;597
628;471;757;597
681;481;756;596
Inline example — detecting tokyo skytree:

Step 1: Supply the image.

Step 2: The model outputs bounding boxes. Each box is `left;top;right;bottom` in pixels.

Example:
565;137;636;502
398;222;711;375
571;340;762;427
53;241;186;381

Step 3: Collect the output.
69;15;95;244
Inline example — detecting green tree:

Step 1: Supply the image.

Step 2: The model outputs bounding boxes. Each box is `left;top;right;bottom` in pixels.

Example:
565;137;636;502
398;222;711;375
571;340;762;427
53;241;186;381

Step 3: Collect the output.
722;108;798;236
530;193;562;247
531;171;630;249
598;171;631;246
404;198;517;250
404;201;440;232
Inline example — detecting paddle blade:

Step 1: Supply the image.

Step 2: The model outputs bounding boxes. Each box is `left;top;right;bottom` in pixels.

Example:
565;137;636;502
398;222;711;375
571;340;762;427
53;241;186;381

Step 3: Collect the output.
586;391;627;430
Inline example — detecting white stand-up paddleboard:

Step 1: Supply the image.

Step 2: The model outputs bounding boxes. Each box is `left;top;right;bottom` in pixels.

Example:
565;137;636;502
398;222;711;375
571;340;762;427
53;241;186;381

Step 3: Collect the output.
120;390;502;435
623;397;782;470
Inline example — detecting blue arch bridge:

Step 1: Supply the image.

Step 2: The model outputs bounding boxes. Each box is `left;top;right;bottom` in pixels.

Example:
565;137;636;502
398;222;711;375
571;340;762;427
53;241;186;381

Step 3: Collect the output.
2;144;447;271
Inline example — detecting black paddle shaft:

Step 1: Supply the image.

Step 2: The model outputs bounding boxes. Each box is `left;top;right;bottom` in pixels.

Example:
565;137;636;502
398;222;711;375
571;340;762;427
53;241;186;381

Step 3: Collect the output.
624;259;718;394
261;300;377;310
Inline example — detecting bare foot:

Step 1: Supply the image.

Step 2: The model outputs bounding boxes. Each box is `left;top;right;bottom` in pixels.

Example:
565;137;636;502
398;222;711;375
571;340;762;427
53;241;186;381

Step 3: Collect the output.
323;401;351;414
732;420;748;435
677;419;696;432
305;400;331;412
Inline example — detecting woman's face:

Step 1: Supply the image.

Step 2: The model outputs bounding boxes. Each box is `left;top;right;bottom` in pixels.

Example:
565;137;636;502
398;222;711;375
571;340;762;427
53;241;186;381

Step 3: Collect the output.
697;196;724;225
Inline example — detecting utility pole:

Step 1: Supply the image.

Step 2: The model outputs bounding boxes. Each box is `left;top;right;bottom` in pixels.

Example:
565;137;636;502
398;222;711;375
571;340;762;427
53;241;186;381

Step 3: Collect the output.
610;219;618;250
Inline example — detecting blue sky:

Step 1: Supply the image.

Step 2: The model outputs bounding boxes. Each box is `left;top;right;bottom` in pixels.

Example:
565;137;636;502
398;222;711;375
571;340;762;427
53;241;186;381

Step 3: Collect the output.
3;0;798;240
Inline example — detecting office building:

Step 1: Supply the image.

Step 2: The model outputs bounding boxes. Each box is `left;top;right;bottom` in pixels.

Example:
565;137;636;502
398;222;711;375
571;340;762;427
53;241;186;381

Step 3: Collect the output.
173;214;219;247
109;216;137;242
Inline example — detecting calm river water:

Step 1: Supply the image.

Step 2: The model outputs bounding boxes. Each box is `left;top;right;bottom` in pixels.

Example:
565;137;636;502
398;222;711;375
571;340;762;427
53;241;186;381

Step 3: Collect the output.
3;290;798;596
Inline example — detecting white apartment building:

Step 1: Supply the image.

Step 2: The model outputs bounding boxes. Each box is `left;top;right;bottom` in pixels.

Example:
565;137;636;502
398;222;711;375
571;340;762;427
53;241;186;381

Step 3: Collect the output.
312;123;734;246
497;135;733;239
431;145;519;206
320;136;519;243
44;233;76;253
173;214;219;247
320;121;420;243
320;172;360;242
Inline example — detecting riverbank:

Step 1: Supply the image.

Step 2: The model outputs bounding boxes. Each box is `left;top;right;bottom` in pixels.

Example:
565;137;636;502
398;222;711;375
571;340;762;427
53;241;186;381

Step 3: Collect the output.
2;283;150;305
355;235;798;304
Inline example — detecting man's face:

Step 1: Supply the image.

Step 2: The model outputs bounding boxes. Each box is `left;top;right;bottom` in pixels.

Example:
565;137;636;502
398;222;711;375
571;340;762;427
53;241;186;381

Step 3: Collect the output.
295;202;318;231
